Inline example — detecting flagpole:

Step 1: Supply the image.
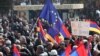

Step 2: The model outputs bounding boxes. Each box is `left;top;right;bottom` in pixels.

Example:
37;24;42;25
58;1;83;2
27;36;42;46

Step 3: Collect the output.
29;17;39;38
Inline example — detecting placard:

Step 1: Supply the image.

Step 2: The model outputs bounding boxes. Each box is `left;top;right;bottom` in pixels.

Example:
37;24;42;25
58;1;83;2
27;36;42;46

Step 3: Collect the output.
71;21;90;36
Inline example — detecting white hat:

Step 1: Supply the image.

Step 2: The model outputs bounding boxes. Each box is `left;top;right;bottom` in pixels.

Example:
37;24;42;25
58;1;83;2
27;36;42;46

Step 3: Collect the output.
49;49;58;56
39;52;48;56
15;39;20;44
83;39;88;43
5;40;11;45
73;45;78;49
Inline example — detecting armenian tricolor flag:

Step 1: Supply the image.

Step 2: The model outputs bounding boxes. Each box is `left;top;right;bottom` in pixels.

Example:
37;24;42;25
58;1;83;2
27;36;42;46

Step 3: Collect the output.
89;21;100;34
13;44;20;56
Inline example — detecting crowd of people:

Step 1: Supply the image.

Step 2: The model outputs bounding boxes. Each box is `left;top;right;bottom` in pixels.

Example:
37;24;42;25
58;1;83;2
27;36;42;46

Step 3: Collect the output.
0;13;100;56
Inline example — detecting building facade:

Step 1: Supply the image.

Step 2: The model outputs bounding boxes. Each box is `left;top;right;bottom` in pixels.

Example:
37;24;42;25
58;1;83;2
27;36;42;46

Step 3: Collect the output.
13;0;84;21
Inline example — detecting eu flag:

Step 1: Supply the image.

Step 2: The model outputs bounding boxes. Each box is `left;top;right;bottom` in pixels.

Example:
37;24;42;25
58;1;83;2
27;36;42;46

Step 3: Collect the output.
40;0;58;24
39;0;71;38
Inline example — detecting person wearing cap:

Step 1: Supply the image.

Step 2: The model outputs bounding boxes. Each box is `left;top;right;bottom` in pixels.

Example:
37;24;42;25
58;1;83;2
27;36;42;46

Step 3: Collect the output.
15;39;20;45
39;52;48;56
49;49;59;56
5;39;11;48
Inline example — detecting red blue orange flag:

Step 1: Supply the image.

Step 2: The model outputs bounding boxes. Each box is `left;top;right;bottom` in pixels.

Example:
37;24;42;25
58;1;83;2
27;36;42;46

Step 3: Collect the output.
65;44;71;56
90;21;100;29
86;20;100;34
54;33;64;44
60;44;71;56
13;44;20;56
38;19;47;41
38;19;55;43
47;26;64;44
76;43;88;56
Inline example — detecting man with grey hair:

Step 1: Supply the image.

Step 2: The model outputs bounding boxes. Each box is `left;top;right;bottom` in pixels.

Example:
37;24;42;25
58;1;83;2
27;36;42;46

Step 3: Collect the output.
36;45;48;56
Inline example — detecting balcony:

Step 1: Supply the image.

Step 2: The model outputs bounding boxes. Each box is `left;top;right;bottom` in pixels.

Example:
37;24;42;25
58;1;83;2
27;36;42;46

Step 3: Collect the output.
13;0;84;10
13;4;84;10
13;0;84;5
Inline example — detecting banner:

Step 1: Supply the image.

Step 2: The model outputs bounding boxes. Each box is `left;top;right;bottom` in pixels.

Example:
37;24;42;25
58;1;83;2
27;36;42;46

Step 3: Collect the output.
71;21;90;36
